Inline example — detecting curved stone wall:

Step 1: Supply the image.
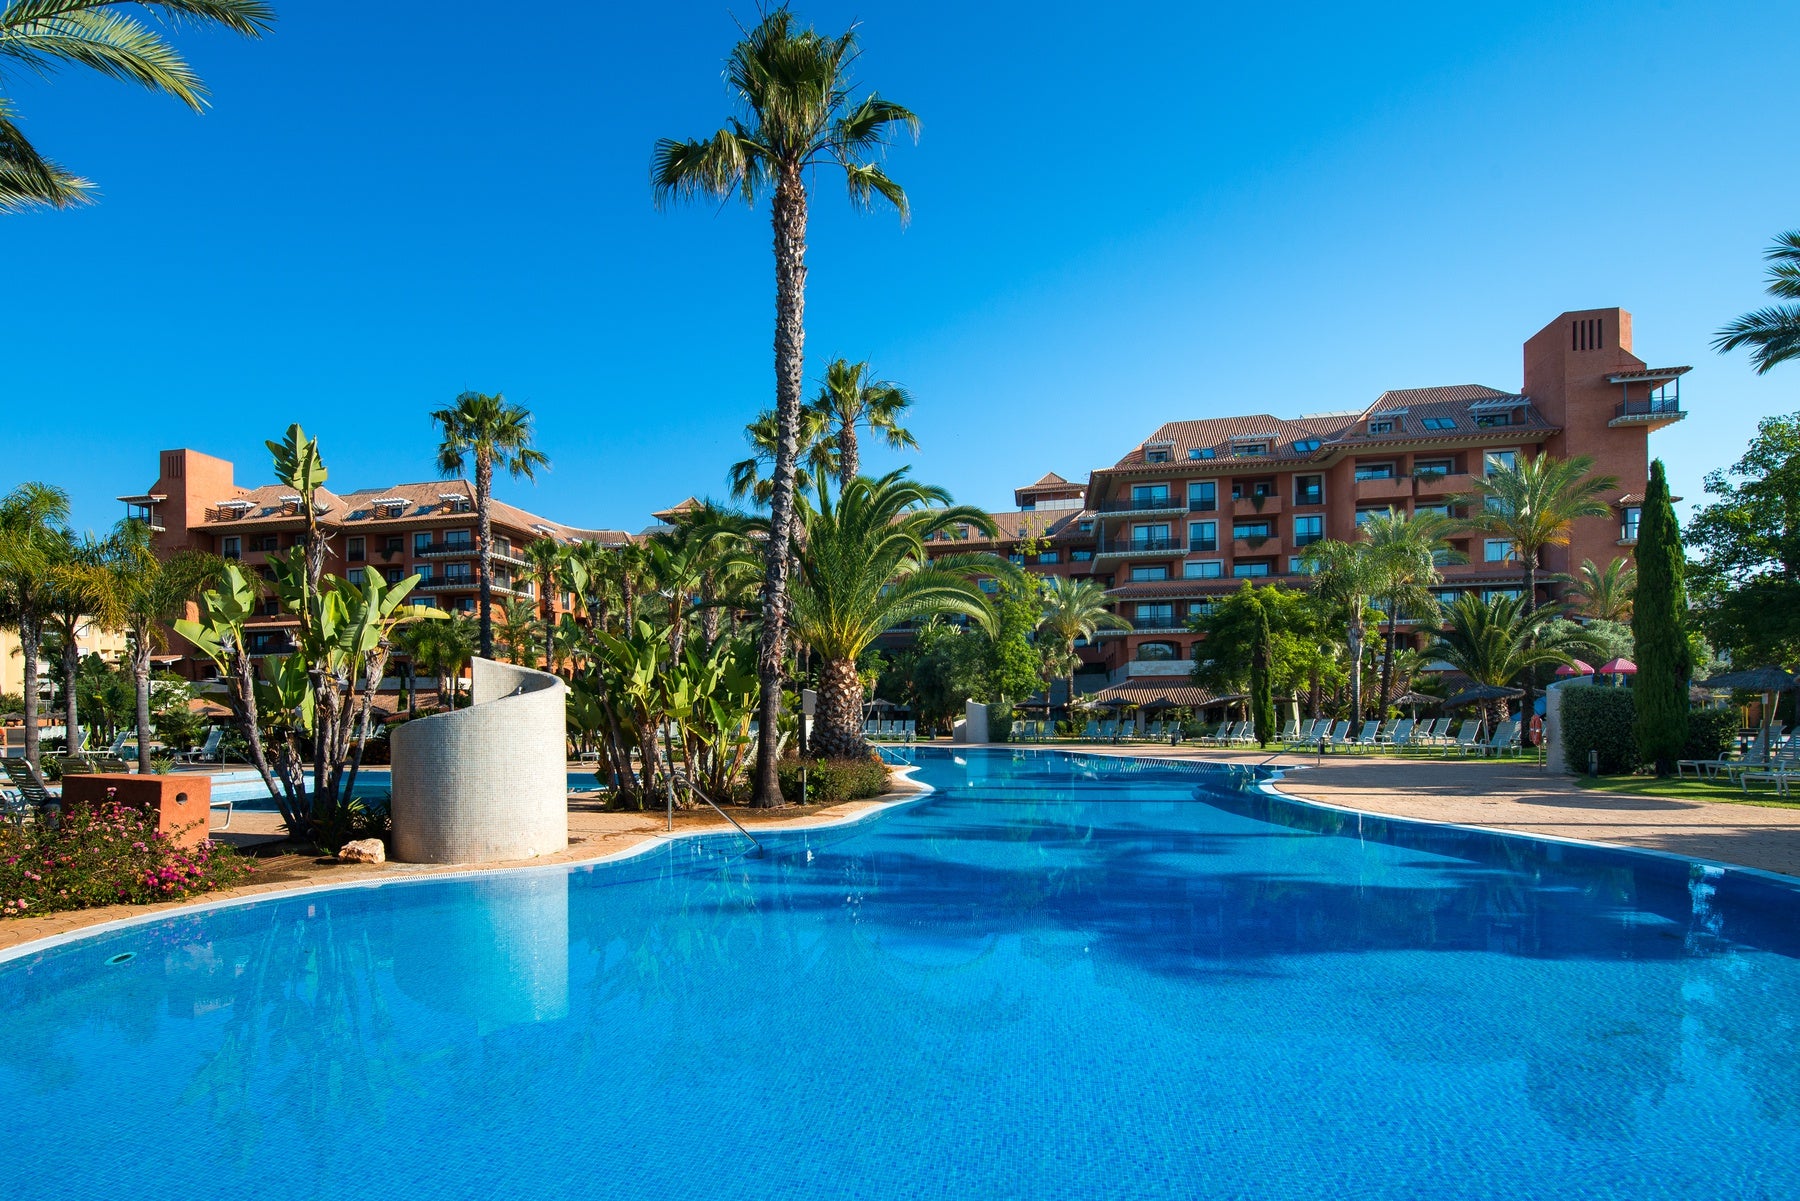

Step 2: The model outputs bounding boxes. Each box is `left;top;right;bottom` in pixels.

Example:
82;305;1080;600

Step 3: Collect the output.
390;657;569;864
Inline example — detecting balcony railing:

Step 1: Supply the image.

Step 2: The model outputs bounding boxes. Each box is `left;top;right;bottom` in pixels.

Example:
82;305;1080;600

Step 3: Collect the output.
1188;538;1218;553
1096;536;1180;556
414;541;476;558
414;575;475;591
1616;396;1682;420
1100;496;1182;513
1292;533;1324;548
1188;498;1218;512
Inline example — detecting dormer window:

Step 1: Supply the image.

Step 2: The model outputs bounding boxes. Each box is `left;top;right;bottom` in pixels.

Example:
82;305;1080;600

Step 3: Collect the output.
1474;412;1513;428
1232;442;1269;458
1368;421;1394;435
439;492;473;514
278;493;303;516
1145;448;1170;463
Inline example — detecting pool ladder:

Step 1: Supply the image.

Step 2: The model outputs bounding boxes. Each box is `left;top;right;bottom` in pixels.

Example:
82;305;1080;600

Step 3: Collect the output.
660;728;762;854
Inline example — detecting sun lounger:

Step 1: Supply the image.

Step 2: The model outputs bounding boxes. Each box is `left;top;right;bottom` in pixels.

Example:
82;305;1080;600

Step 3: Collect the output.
1444;719;1485;756
1378;718;1414;747
1352;719;1381;745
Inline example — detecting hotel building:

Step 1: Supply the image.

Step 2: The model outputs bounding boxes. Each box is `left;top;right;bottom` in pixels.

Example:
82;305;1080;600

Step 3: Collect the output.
120;448;630;686
937;307;1685;699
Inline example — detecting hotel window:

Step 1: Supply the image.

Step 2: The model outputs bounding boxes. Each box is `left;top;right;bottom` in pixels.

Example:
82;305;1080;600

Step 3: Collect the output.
414;563;433;581
1070;549;1094;562
1233;520;1272;540
1188;481;1217;512
1136;603;1175;628
1484;539;1514;563
1136;641;1180;661
1131;523;1171;548
1293;515;1324;546
1009;553;1026;565
1145;448;1171;463
978;579;999;594
446;529;472;548
1354;462;1395;481
1474;412;1513;428
1416;503;1452;518
1183;560;1223;579
221;535;241;559
1421;416;1456;430
347;536;365;562
1288;557;1318;575
1414;458;1454;478
1233;442;1269;458
1484;450;1517;476
1355;509;1386;527
250;535;279;553
562;592;575;609
1483;589;1523;603
1078;520;1094;533
1294;474;1323;505
1434;589;1460;606
1621;506;1642;541
1131;484;1170;508
1189;447;1216;460
347;567;366;585
414;532;432;554
1368;420;1394;435
384;567;404;583
1130;565;1169;582
1189;521;1217;552
383;536;403;555
1232;561;1271;578
1038;550;1060;564
1293;439;1321;454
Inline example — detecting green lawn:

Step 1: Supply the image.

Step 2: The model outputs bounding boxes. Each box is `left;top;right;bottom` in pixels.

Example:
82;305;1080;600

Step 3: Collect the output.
1575;773;1800;809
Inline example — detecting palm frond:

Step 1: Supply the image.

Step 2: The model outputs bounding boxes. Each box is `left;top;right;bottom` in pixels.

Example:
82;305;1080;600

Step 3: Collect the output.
1712;304;1800;375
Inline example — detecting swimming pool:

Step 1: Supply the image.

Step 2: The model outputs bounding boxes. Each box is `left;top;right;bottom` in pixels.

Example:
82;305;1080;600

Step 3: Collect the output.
4;747;1799;1199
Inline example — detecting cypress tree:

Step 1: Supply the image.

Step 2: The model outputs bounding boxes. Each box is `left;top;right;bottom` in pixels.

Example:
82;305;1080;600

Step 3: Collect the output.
1251;603;1277;748
1632;458;1691;775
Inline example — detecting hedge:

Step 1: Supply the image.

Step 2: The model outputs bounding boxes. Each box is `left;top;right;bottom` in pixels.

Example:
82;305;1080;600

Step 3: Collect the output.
777;756;891;804
1683;708;1737;763
987;703;1015;743
1561;687;1639;774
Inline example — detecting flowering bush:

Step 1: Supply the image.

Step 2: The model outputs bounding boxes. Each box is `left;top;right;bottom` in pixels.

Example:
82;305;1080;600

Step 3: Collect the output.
0;802;254;918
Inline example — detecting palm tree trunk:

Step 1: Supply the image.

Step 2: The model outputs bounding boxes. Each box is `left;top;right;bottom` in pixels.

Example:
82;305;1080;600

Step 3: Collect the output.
814;657;865;759
839;415;858;490
131;635;153;775
1347;621;1365;723
1377;606;1398;718
751;167;809;807
476;456;495;660
62;633;80;755
18;613;44;787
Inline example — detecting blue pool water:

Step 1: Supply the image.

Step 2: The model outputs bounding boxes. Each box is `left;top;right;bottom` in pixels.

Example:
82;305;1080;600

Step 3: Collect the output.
4;747;1800;1200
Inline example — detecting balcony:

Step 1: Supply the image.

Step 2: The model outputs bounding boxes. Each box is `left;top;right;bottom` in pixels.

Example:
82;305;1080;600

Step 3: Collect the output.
1095;536;1181;560
1354;476;1414;502
1610;396;1685;429
1233;534;1276;551
1229;493;1283;517
1413;471;1475;498
1128;613;1184;633
1187;496;1219;513
414;541;476;558
1099;496;1186;516
1188;538;1218;553
414;576;476;592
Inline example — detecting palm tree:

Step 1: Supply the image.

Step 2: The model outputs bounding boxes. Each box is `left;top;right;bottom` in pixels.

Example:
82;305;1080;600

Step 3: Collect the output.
1453;453;1617;609
786;472;999;760
0;483;68;780
396;617;475;709
429;391;550;660
494;598;539;666
43;529;126;756
812;358;916;488
0;0;272;211
1036;577;1128;715
728;407;838;508
1714;230;1800;374
523;536;567;667
109;520;220;772
1300;538;1383;722
1426;594;1600;730
1360;508;1458;716
1568;556;1637;623
655;8;918;805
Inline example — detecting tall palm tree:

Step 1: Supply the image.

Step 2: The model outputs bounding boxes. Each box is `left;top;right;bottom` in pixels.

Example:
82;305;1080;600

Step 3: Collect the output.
1453;453;1616;609
1568;557;1637;623
0;482;68;781
786;471;999;760
812;358;916;488
0;0;273;211
1360;508;1458;716
396;616;475;709
1300;538;1383;722
1036;576;1128;714
655;8;918;805
109;519;220;772
524;536;566;667
1714;230;1800;374
1426;594;1600;730
429;391;550;659
728;407;838;508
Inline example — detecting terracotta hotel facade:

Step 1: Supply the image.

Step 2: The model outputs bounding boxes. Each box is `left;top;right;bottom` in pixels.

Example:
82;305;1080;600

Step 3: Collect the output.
122;307;1680;700
928;307;1685;697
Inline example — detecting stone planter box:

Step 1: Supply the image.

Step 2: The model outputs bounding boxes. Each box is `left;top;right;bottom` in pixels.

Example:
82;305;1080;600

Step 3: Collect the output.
61;773;215;849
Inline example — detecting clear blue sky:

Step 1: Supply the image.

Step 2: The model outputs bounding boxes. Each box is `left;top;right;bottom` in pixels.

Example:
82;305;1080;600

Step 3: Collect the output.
5;0;1796;533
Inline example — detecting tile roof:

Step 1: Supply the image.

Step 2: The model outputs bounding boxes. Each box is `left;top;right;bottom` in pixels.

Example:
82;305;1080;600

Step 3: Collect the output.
928;508;1085;546
1024;471;1073;489
206;479;630;545
1086;682;1237;707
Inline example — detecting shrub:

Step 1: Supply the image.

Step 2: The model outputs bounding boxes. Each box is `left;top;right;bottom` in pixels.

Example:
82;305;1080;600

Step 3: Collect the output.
0;802;253;917
309;795;392;855
1561;687;1639;774
1683;708;1737;763
777;756;890;804
987;703;1015;743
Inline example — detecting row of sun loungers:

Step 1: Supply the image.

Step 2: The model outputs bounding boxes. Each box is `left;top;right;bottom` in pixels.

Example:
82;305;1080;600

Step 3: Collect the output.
864;720;917;742
1279;716;1523;757
1678;728;1799;794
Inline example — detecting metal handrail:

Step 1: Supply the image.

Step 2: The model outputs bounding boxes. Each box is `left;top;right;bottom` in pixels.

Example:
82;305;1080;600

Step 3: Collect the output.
662;728;761;852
